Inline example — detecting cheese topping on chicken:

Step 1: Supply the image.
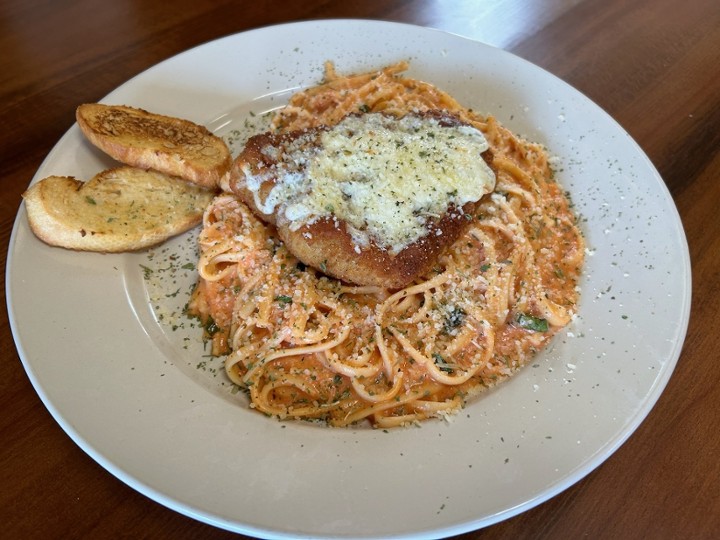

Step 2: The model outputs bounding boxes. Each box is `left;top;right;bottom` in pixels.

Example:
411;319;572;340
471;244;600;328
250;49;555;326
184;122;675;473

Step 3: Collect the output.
244;113;496;253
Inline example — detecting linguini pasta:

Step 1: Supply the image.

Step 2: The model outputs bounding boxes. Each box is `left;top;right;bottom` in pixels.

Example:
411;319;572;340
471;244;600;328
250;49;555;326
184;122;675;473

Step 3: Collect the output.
189;62;584;428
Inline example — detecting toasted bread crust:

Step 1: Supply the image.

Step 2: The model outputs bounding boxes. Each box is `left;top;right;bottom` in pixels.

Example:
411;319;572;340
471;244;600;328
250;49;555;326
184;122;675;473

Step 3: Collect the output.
228;115;496;288
76;104;231;189
22;167;215;252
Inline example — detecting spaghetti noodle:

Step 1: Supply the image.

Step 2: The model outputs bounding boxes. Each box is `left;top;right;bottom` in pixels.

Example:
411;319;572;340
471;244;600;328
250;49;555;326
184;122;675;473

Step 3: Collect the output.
189;62;584;427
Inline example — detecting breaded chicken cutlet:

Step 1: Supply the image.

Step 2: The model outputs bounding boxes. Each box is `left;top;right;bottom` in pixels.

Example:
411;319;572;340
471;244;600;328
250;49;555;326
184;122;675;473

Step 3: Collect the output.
225;110;496;288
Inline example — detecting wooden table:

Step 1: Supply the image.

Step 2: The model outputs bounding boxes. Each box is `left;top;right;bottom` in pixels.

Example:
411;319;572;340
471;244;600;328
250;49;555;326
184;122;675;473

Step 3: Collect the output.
2;1;718;538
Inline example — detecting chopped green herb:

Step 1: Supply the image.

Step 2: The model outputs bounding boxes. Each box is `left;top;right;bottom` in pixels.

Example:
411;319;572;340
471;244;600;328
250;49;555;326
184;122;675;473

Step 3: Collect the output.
204;317;220;336
85;196;97;205
516;313;549;332
432;352;454;373
443;306;466;333
275;295;293;305
480;263;491;272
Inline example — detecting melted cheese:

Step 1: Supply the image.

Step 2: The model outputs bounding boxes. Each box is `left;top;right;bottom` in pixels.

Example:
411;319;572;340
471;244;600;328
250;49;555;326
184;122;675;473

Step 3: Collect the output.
246;113;496;253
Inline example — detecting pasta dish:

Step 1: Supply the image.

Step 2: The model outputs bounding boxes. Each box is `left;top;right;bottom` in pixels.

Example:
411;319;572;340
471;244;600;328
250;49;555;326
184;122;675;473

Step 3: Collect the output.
189;62;584;428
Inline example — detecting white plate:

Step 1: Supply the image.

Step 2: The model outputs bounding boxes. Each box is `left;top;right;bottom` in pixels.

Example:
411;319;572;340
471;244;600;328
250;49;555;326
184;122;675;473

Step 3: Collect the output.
7;20;691;540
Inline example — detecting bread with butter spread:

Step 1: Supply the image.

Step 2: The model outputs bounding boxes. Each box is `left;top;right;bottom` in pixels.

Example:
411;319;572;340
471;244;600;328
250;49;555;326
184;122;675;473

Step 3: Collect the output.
76;103;231;190
23;167;215;252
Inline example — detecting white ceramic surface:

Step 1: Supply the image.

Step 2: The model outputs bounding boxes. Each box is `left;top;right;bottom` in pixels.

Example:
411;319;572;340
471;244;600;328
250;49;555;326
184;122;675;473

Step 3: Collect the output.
7;20;691;540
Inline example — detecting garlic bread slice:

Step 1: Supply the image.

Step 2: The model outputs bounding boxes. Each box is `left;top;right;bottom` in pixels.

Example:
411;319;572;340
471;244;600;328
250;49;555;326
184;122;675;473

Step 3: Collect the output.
76;103;231;189
23;167;215;252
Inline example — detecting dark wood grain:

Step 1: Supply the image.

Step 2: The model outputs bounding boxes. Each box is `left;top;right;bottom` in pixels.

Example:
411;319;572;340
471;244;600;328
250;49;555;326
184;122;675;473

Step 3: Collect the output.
2;1;719;538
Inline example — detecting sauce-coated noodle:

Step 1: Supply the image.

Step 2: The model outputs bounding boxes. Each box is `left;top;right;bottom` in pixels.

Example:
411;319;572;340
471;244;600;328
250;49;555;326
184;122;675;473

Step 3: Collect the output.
189;62;584;427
